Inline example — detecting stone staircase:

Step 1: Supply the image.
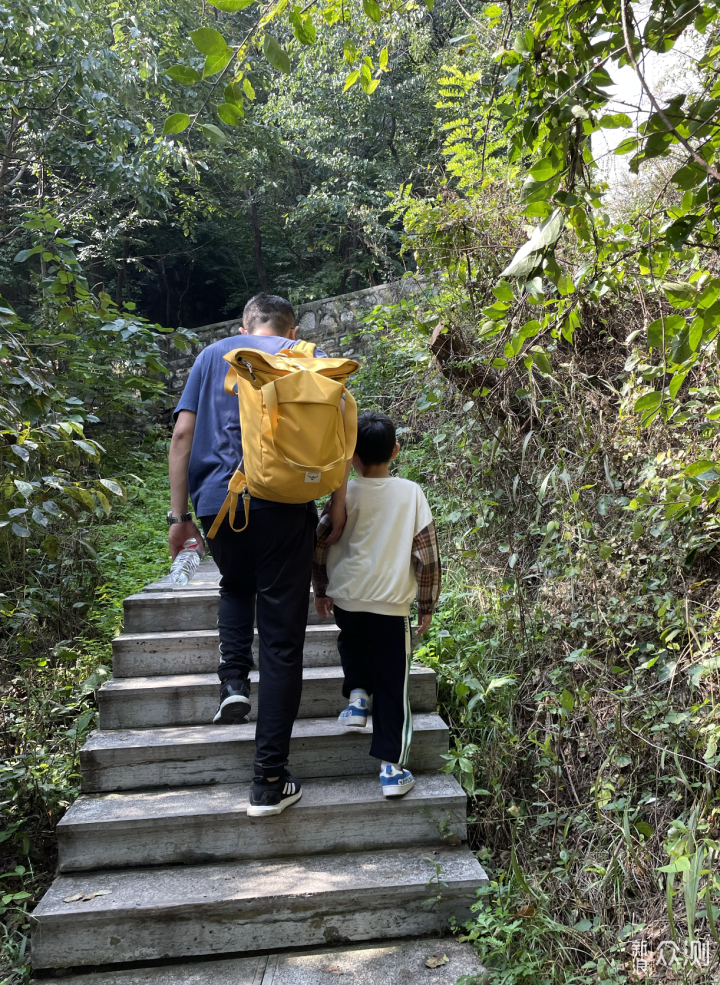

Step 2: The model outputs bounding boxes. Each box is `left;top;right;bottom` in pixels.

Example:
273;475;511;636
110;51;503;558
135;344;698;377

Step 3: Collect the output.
30;560;487;982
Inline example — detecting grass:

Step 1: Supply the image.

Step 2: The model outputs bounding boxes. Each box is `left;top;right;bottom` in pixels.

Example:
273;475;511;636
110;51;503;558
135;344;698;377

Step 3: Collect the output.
0;432;172;985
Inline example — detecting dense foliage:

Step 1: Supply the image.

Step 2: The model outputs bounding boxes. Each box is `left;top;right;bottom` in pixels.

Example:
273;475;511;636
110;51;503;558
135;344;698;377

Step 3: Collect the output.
5;0;720;980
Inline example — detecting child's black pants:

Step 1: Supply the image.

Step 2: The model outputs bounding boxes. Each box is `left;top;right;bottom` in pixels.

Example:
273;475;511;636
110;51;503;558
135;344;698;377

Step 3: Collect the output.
333;605;413;767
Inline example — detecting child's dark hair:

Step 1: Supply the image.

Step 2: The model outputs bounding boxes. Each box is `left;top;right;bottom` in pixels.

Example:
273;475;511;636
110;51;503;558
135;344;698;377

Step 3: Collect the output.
355;412;397;465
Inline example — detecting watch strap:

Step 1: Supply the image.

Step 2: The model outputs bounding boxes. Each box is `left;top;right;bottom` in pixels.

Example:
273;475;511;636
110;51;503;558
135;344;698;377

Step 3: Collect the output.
167;511;193;525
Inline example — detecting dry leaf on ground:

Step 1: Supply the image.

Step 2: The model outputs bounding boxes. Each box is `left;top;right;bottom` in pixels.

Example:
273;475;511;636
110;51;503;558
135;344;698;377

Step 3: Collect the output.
425;953;449;968
64;890;111;903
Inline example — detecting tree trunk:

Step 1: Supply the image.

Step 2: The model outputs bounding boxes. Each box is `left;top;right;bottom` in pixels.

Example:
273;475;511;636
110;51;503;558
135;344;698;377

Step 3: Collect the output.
116;239;129;308
245;192;268;292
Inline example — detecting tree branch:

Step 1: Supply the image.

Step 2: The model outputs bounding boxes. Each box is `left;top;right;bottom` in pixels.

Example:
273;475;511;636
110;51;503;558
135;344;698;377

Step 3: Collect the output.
619;0;720;183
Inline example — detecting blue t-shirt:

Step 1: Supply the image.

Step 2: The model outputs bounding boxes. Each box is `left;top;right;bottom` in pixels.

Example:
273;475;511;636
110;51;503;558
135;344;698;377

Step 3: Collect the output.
174;335;327;518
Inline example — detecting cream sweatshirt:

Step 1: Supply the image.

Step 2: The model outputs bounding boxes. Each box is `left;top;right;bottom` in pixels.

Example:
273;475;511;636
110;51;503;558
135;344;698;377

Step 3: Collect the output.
325;476;434;617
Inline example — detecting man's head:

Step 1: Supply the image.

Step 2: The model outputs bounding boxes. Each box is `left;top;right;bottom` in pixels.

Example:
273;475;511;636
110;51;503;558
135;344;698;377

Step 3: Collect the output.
241;293;297;338
354;412;400;469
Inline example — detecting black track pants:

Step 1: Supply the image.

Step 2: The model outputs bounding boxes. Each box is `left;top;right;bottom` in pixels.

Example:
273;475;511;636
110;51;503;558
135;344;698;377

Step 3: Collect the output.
333;605;413;767
200;507;317;777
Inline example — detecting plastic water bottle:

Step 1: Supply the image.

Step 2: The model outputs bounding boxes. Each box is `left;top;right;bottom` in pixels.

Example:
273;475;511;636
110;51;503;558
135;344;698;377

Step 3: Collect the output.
169;538;204;586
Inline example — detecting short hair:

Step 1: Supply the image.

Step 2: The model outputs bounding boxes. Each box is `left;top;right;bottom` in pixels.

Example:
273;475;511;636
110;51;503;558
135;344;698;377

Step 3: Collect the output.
355;412;397;465
243;293;296;335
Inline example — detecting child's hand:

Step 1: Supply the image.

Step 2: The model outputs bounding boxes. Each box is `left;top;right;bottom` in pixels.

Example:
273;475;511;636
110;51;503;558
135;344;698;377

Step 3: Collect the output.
416;614;432;636
315;595;334;620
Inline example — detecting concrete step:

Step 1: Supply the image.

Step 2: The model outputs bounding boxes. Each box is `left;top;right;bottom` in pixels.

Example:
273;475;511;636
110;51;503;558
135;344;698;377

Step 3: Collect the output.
58;774;466;872
124;590;327;634
98;665;437;730
79;713;449;792
31;936;485;984
112;624;340;678
31;845;487;970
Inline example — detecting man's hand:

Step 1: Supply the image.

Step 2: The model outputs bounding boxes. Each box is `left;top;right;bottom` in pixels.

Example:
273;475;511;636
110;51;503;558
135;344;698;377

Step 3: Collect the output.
315;595;334;620
416;613;432;636
169;520;204;560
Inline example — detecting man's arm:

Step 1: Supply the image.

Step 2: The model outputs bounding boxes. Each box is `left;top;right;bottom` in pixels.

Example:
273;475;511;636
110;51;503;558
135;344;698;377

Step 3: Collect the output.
168;410;204;559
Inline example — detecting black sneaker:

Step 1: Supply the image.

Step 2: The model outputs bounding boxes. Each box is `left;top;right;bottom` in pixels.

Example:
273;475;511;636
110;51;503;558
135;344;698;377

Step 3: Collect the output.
247;769;302;817
213;679;251;725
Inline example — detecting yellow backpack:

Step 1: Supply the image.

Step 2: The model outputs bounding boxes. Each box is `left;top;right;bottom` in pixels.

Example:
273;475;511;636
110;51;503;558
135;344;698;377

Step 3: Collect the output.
207;340;359;538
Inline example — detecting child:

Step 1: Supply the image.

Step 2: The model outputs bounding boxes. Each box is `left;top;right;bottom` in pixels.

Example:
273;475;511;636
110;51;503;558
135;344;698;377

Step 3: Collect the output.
312;411;441;797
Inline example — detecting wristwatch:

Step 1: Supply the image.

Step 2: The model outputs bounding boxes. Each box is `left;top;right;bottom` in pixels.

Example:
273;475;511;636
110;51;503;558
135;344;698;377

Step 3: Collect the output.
167;511;193;525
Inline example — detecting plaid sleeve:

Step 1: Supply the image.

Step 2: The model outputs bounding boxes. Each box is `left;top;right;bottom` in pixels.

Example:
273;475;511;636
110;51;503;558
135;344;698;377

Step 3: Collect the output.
412;521;441;616
312;513;333;598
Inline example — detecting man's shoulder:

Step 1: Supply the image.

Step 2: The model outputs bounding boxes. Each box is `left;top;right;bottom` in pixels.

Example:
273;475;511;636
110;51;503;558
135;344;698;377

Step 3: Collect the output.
201;335;246;357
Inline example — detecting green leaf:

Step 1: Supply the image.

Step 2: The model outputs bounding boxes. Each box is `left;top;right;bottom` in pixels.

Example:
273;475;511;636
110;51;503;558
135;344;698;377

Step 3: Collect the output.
11;523;29;538
343;70;360;91
199;123;228;145
73;439;99;458
598;112;632;128
208;0;254;8
662;281;697;309
190;27;230;55
685;459;718;477
599;543;613;559
166;65;201;85
14;480;34;500
363;0;382;22
360;74;380;95
243;77;256;100
162;113;191;136
669;328;692;364
99;478;125;498
290;7;317;44
647;314;685;348
560;689;574;712
65;486;96;512
531;349;552;375
634;391;662;413
218;102;243;125
379;46;389;70
634;821;654;838
529;156;558;181
500;209;564;278
263;35;290;73
669;371;686;399
493;281;514;303
574;919;593;932
203;48;234;78
11;444;29;462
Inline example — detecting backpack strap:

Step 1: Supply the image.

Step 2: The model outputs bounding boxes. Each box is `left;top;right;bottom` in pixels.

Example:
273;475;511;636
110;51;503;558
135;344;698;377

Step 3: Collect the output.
206;470;251;538
290;340;316;357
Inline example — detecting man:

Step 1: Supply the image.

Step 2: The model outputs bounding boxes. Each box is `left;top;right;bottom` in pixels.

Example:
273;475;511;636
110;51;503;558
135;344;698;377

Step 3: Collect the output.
168;293;349;817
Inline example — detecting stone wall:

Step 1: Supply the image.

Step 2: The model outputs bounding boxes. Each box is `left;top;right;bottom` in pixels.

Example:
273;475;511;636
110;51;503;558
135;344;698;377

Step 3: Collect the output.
161;277;424;403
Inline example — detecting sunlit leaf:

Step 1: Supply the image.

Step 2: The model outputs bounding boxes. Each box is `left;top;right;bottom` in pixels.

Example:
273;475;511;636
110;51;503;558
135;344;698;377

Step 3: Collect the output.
166;65;201;85
190;27;229;55
207;0;254;8
162;113;191;136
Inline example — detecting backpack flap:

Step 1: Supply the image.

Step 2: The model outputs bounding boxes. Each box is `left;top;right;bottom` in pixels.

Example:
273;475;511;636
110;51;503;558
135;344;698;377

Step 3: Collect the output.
262;371;349;474
225;347;359;389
